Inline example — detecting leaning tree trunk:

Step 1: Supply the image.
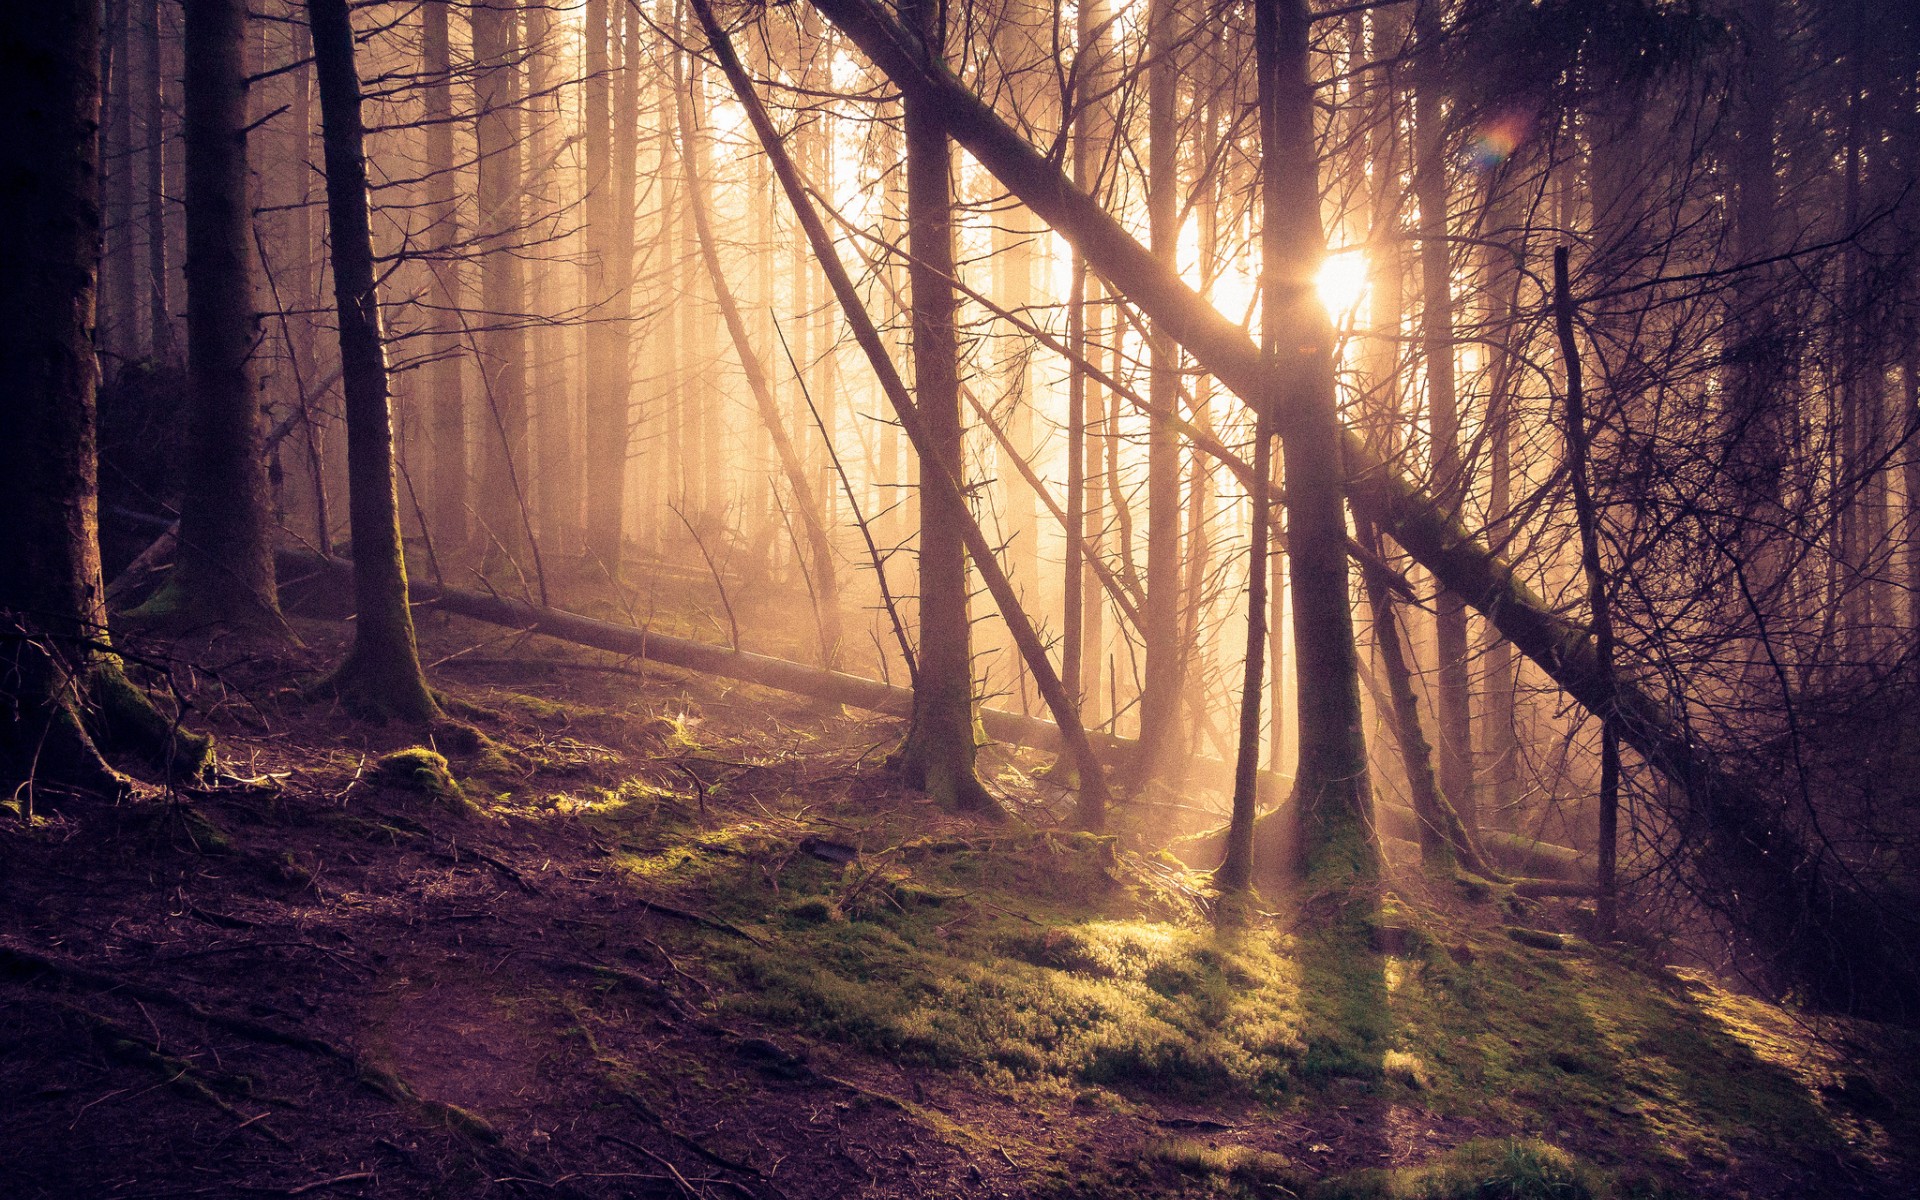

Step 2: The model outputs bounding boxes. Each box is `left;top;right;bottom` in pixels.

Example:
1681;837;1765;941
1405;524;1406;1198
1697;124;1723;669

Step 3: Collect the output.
693;0;1112;828
142;0;280;629
0;0;208;804
306;0;438;723
802;0;1920;1019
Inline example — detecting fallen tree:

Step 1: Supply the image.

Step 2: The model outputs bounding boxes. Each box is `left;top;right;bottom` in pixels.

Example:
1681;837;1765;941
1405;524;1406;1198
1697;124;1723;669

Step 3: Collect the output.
276;549;1210;777
803;0;1920;1021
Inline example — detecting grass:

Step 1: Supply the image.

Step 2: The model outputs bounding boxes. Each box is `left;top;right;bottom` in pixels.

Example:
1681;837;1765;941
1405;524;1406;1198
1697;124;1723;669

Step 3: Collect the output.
480;746;1919;1198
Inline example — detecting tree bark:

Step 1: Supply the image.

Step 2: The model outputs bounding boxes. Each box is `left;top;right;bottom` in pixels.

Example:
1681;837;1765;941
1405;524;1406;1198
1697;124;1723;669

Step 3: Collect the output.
104;0;138;363
580;0;630;577
1412;2;1473;831
143;0;174;364
307;0;438;723
150;0;280;630
1136;0;1186;789
423;0;468;558
1258;0;1376;887
889;0;996;814
472;0;530;572
0;0;208;803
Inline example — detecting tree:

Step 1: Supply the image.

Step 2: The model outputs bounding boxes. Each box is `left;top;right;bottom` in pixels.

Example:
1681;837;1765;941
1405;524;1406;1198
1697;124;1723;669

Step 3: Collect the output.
1258;0;1376;888
134;0;281;630
471;0;531;573
1135;0;1189;790
0;0;208;804
580;0;630;578
1412;0;1473;832
307;0;439;723
890;0;997;815
422;0;469;557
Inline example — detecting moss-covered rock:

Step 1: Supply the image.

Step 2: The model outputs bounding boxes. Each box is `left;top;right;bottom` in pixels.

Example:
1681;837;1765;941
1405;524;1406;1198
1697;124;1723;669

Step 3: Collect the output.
372;747;469;812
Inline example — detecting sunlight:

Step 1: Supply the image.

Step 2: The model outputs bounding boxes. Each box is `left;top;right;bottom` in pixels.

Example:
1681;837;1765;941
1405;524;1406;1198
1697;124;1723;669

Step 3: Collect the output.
1315;249;1368;320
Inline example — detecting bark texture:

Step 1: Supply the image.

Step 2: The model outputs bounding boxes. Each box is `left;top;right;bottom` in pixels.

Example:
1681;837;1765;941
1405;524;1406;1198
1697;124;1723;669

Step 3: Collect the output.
307;0;438;723
155;0;280;628
0;0;207;803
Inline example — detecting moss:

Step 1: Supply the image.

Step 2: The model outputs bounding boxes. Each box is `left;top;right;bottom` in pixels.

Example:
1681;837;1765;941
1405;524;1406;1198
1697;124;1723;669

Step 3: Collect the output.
780;896;842;924
1142;1137;1294;1187
1314;1139;1607;1200
372;747;469;812
1383;1049;1432;1091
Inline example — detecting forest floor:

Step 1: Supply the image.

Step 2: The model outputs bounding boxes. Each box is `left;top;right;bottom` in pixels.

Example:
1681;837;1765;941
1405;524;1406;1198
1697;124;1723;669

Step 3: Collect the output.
3;593;1918;1200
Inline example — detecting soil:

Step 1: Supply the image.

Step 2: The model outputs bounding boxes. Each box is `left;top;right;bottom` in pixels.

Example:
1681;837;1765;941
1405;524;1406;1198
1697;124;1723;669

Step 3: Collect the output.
1;610;1912;1200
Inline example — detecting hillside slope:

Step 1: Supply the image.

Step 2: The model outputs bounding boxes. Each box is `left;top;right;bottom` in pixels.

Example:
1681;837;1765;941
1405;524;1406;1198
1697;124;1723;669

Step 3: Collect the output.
3;616;1913;1200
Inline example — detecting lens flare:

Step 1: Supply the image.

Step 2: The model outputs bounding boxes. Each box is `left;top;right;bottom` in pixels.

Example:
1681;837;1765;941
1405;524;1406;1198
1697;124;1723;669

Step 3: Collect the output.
1315;250;1368;319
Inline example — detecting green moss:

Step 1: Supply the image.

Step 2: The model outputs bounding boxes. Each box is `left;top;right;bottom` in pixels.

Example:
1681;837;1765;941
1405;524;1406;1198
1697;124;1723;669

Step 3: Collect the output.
1315;1139;1607;1200
372;747;469;812
1143;1137;1294;1186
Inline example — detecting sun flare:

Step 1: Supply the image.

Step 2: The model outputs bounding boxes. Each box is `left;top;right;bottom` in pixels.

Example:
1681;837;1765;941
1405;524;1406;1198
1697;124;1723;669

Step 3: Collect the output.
1315;249;1369;319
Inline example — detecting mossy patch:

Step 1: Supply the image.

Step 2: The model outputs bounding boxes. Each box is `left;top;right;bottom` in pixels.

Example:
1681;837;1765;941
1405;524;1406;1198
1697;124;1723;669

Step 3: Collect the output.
372;747;469;813
1314;1139;1610;1200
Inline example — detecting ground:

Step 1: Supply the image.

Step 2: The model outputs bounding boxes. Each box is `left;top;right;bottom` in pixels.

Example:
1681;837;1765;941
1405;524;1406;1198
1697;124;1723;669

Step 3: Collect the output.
2;606;1915;1200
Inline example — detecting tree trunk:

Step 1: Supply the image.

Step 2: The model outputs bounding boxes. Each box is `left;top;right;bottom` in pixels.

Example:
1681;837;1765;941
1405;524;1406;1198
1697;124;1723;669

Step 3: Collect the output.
0;0;208;803
1259;0;1376;887
143;0;174;364
889;0;995;814
307;0;438;723
472;0;530;573
422;0;468;558
525;2;575;559
145;0;279;629
1555;247;1619;935
1217;397;1273;893
1136;0;1186;788
694;0;1111;826
1360;533;1451;873
580;0;630;577
1412;2;1472;832
104;0;138;363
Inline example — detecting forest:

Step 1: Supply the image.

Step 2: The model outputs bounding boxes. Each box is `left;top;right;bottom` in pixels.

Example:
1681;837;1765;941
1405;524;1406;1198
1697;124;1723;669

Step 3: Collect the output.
2;0;1919;1195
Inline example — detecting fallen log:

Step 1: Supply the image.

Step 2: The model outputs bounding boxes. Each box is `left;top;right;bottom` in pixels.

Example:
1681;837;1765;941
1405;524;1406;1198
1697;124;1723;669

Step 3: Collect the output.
276;550;1240;780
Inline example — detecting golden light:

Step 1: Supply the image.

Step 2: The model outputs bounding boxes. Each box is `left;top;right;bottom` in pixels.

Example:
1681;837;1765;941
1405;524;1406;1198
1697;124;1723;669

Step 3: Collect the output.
1315;249;1369;319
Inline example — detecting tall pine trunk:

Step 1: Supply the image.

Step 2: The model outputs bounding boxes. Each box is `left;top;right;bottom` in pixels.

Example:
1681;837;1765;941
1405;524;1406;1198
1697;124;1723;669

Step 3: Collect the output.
1136;0;1186;787
423;0;468;558
1262;0;1376;887
581;0;631;578
0;0;208;801
155;0;280;628
472;0;530;573
1412;1;1472;831
891;0;997;815
308;0;438;723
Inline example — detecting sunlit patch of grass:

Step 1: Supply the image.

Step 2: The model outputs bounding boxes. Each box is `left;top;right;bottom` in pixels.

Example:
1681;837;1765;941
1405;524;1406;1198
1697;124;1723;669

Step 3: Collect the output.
1142;1136;1294;1187
1318;1138;1609;1200
716;887;1310;1100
